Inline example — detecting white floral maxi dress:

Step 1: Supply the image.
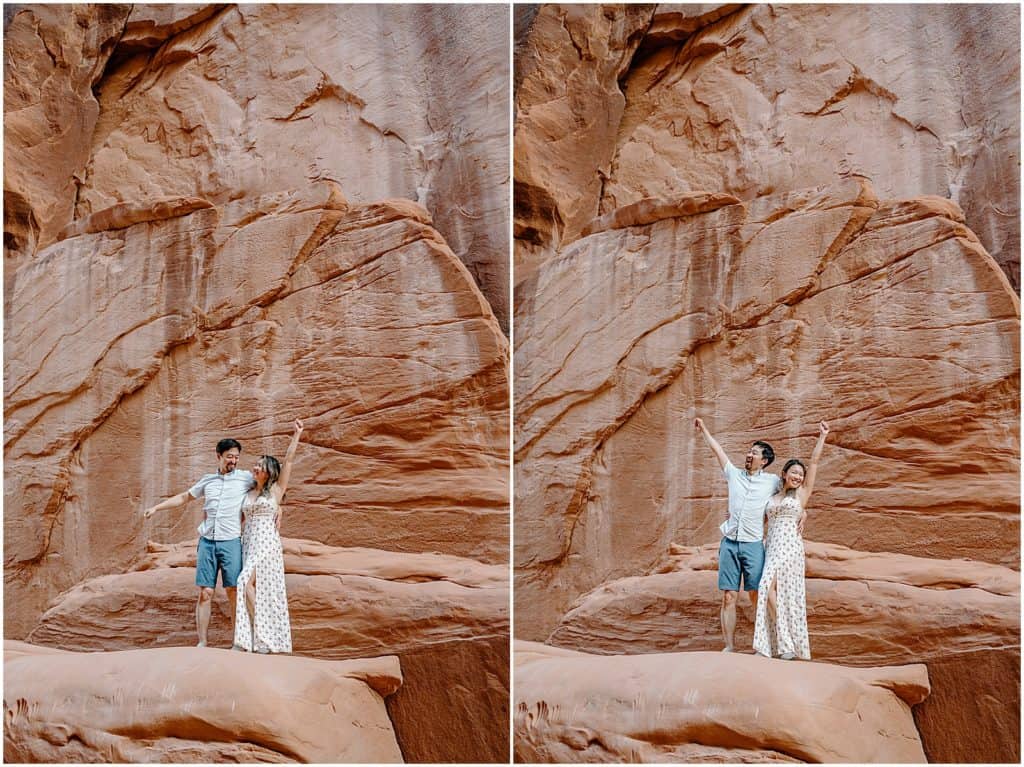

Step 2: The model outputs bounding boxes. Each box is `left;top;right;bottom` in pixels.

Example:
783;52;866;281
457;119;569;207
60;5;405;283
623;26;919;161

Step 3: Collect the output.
753;494;810;659
234;494;292;653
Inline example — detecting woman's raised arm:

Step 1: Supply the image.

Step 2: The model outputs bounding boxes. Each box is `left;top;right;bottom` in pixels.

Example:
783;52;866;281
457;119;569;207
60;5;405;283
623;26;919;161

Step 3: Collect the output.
798;421;829;506
274;419;304;502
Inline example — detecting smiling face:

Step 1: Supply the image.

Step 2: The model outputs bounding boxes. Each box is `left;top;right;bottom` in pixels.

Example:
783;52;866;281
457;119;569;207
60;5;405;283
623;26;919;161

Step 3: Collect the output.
252;460;268;485
745;444;768;473
782;462;806;491
218;447;241;474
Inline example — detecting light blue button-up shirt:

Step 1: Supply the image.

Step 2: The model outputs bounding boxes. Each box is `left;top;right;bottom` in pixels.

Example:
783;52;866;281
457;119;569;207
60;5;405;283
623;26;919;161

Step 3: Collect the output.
189;469;254;541
719;460;782;542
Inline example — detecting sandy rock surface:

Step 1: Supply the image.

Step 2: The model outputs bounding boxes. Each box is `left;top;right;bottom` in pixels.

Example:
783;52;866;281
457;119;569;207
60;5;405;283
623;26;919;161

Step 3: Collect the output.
549;541;1019;657
547;541;1019;762
4;641;403;763
30;538;507;655
27;539;510;763
514;640;929;763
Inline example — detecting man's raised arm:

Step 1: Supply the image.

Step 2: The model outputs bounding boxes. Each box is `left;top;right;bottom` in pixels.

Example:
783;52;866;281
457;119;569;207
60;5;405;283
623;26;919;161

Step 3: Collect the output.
695;417;730;473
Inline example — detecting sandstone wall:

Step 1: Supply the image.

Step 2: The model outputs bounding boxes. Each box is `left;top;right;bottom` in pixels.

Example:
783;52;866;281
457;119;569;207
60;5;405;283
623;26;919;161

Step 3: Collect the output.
514;10;1019;762
515;4;1020;290
515;179;1019;638
5;5;509;643
5;187;509;639
5;3;510;328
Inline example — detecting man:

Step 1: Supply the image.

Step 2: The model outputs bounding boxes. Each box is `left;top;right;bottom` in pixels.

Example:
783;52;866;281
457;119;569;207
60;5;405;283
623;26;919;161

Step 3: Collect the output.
143;439;254;647
695;417;781;652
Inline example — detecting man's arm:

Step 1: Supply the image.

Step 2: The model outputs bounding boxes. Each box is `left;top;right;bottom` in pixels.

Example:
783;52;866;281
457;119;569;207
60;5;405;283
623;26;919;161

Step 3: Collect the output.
143;490;194;518
694;417;730;473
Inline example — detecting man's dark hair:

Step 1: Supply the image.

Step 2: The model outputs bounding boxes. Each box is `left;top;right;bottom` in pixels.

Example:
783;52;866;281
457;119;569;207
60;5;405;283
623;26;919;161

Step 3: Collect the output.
752;440;775;467
216;438;242;455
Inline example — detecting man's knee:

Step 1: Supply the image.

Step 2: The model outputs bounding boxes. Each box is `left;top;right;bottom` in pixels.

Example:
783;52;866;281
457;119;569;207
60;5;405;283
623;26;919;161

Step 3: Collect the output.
721;590;738;607
197;587;214;604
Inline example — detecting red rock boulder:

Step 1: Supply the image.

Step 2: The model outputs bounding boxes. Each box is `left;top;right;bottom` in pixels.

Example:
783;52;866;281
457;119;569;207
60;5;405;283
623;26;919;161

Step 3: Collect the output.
4;641;403;763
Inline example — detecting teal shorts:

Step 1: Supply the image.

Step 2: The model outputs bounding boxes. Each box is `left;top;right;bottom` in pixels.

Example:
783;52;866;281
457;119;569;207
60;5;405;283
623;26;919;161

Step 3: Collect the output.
718;538;765;591
196;536;242;588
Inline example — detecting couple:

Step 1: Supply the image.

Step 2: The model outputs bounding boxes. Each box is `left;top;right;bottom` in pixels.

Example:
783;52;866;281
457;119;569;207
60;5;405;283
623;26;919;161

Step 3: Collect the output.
143;420;304;654
695;417;830;660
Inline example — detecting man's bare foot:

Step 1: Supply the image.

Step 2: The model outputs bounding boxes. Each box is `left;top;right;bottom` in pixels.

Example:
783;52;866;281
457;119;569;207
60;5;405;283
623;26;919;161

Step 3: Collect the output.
196;641;207;647
721;646;734;652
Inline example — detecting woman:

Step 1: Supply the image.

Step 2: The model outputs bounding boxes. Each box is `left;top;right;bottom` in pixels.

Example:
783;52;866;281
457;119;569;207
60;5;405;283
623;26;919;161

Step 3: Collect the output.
233;418;303;653
752;420;829;660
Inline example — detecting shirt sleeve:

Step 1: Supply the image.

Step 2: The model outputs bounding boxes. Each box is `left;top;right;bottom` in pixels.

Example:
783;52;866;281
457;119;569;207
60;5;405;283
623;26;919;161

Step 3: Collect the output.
723;459;737;480
188;476;208;499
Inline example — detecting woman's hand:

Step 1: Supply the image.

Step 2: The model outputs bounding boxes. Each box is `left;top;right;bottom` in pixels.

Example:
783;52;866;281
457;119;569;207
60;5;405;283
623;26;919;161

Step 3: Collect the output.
293;418;304;436
819;421;829;438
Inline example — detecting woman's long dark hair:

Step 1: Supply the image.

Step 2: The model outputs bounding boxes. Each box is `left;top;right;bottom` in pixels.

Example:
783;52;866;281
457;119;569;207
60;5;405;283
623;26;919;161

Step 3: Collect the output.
257;455;281;497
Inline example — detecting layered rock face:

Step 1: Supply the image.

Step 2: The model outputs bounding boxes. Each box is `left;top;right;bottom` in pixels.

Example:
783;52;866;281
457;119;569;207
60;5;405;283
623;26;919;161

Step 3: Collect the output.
4;190;511;760
5;3;510;328
515;178;1019;638
514;4;1020;289
2;4;129;267
5;186;509;637
514;9;1019;762
514;641;930;763
4;641;404;763
513;178;1018;762
548;542;1020;763
5;5;509;763
27;539;510;762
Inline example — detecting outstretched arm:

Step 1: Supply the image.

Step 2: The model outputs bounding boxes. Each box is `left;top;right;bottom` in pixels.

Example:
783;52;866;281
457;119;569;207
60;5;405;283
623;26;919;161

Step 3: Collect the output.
695;417;730;473
273;419;304;503
142;490;193;519
798;421;830;506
